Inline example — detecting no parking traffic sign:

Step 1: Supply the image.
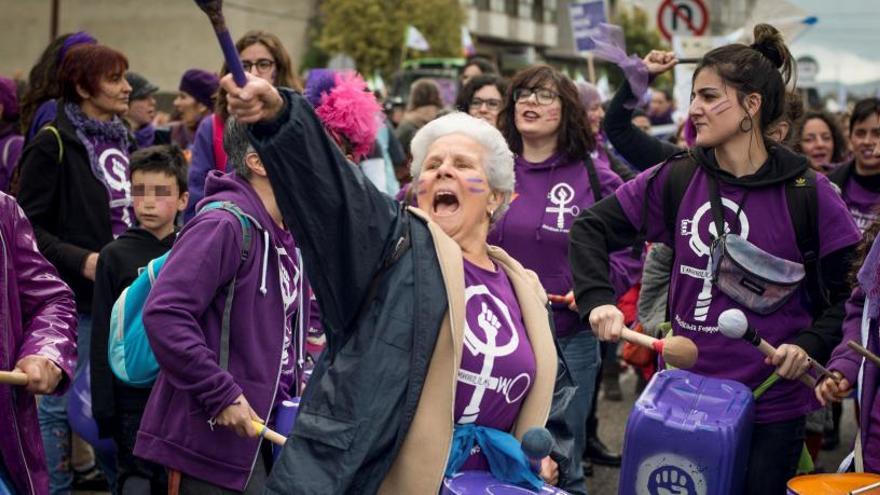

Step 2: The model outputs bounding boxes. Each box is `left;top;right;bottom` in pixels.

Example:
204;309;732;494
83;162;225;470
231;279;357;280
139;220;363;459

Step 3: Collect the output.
657;0;709;41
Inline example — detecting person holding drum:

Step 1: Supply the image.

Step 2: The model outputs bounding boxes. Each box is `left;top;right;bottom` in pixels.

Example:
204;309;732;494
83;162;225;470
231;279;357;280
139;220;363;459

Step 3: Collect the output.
570;24;861;494
218;72;576;494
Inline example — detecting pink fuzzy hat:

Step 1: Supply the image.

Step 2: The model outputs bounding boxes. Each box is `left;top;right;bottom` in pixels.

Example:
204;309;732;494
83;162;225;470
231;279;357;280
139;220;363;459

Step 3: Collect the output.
314;71;381;161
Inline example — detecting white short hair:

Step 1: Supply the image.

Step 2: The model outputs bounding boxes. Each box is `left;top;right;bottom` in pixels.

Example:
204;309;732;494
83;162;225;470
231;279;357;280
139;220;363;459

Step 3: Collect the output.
410;112;515;224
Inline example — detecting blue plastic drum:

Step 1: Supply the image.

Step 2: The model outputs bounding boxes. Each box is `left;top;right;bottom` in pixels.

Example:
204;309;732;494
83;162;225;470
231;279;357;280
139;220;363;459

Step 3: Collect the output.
441;471;570;494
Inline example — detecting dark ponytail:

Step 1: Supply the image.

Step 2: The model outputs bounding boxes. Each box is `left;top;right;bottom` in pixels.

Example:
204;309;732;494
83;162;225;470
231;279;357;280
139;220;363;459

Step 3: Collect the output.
695;23;795;133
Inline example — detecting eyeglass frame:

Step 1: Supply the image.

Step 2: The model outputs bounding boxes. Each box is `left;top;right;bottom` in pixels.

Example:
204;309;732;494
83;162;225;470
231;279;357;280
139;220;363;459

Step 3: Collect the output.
469;97;503;111
241;58;276;73
513;87;560;106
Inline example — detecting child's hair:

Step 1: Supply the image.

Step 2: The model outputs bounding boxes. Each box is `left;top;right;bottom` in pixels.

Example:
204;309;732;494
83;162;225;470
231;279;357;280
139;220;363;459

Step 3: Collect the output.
129;145;188;194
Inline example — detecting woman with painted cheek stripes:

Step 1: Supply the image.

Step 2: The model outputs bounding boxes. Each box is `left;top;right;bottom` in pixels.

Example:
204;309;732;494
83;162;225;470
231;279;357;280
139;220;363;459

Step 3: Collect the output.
489;64;642;495
569;24;861;495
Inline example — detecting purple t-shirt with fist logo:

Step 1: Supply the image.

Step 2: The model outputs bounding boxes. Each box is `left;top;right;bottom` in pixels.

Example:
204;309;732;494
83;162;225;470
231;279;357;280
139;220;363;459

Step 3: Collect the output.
454;259;536;470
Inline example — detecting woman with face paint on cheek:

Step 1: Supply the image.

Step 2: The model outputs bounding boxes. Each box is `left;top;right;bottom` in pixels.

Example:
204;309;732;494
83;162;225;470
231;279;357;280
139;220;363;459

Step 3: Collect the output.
490;65;643;494
571;24;863;495
184;30;302;223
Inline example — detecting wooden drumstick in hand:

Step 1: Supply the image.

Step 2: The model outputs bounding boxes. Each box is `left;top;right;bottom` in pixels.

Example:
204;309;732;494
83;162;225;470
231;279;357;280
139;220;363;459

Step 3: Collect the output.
0;370;28;386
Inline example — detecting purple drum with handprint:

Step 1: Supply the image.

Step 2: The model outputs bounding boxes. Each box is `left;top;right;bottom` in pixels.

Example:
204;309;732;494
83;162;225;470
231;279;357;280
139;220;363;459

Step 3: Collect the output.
440;471;570;494
619;369;754;495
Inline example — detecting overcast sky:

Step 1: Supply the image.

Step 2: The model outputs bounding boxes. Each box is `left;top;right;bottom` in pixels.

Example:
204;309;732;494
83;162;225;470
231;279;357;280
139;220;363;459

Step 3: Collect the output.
789;0;880;84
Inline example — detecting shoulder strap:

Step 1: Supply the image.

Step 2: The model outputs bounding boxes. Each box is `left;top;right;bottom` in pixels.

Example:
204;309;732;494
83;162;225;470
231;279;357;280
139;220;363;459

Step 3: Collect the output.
631;151;697;258
662;153;699;239
826;161;851;189
583;154;603;203
785;169;828;314
197;200;254;370
42;125;63;165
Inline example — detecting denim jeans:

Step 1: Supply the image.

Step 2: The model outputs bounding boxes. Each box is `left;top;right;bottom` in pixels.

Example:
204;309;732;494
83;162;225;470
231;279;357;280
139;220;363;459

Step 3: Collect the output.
557;331;601;495
0;457;14;495
38;314;117;494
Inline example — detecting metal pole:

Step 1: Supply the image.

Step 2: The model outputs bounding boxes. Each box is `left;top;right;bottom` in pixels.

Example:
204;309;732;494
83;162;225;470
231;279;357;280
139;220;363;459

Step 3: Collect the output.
50;0;60;41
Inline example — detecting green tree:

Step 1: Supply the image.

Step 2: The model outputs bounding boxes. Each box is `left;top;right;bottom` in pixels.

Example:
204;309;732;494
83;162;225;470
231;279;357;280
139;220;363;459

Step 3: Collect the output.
316;0;464;78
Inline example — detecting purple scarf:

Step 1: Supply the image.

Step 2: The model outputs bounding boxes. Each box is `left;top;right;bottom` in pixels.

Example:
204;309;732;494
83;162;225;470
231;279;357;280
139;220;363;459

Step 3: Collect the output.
65;102;133;236
588;23;649;110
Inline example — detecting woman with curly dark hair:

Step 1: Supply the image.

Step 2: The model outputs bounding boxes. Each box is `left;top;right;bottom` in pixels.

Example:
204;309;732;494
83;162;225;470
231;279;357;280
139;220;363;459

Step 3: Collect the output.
490;64;641;495
795;110;847;173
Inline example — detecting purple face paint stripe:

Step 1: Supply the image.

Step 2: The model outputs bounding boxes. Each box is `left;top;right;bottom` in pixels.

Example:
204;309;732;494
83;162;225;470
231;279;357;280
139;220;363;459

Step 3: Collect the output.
466;178;485;183
417;188;428;195
710;100;732;115
468;187;486;194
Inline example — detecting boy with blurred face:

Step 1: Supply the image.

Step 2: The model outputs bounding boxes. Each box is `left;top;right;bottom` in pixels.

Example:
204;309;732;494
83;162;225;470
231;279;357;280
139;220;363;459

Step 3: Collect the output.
90;145;188;493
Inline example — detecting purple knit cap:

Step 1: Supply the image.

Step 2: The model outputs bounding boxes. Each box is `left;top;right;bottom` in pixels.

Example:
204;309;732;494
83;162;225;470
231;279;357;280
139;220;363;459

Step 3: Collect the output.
304;69;338;108
576;81;601;109
58;31;97;65
179;69;220;108
0;77;18;121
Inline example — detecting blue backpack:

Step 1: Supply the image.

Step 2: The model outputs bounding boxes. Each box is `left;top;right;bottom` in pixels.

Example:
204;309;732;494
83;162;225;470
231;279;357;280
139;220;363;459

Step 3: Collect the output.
108;201;254;387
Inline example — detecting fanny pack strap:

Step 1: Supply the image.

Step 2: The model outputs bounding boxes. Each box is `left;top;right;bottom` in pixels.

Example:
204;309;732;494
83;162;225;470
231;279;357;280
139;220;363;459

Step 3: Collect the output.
707;176;749;244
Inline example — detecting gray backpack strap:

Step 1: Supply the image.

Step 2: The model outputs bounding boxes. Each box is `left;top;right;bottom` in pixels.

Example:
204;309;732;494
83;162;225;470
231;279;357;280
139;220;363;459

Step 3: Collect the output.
198;201;253;370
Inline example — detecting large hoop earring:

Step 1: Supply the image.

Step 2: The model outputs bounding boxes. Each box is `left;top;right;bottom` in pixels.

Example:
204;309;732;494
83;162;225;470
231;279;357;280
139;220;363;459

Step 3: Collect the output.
739;116;753;133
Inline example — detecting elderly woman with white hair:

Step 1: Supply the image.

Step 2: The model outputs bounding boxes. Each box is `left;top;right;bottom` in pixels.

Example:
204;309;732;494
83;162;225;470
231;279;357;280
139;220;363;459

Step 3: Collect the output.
216;75;575;494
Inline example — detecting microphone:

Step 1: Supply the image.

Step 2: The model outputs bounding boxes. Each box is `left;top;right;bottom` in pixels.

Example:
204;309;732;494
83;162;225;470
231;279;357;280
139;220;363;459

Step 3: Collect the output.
521;427;554;474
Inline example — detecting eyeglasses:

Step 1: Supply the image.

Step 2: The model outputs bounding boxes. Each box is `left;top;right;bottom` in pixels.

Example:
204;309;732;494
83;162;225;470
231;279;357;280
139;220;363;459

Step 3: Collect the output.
469;98;503;111
514;87;559;106
241;59;276;73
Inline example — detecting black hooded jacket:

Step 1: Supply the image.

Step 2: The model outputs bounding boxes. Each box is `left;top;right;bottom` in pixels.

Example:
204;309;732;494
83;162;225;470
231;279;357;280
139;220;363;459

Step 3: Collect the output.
90;227;175;437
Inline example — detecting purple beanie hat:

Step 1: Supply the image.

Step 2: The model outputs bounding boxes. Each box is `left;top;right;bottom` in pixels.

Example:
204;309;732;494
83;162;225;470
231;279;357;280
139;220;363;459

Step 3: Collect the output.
0;77;19;121
179;69;220;109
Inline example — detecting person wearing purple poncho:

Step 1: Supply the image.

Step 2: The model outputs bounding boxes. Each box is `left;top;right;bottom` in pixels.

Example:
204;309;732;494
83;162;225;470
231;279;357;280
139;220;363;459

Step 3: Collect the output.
0;192;77;495
570;25;861;494
216;72;577;494
827;98;880;233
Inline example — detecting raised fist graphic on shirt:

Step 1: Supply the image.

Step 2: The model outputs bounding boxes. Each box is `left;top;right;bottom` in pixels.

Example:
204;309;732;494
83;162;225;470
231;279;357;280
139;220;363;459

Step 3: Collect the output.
477;302;501;339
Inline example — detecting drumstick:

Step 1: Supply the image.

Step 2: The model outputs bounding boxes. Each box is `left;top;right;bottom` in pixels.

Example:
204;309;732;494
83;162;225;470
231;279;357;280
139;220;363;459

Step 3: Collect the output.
848;340;880;368
850;480;880;495
0;370;28;386
193;0;248;87
251;420;287;447
676;57;701;64
718;309;817;388
619;327;698;370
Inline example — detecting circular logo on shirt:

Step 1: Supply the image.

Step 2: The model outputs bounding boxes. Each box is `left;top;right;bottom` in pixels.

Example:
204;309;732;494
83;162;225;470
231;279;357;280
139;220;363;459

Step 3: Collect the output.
463;284;519;358
682;198;750;257
636;453;707;495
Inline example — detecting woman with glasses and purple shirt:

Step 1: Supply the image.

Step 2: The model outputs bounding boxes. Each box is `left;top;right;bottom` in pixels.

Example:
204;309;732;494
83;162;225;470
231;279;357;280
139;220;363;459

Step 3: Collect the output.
185;30;300;222
488;65;642;495
456;74;507;128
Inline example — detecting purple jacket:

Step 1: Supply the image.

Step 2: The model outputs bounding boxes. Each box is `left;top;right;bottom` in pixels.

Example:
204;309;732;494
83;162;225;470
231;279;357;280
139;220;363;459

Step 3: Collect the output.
184;115;217;222
0;192;77;495
826;287;880;472
135;172;303;490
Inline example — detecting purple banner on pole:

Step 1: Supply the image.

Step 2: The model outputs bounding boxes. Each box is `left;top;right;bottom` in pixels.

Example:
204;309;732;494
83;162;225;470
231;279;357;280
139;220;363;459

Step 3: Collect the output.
570;0;607;52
